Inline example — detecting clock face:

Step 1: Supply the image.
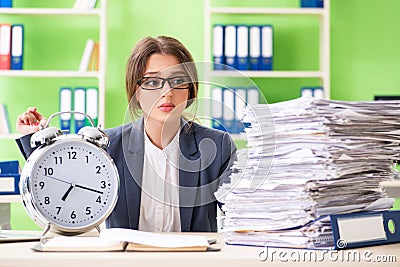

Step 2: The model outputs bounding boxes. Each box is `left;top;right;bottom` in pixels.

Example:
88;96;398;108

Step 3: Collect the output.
27;139;119;230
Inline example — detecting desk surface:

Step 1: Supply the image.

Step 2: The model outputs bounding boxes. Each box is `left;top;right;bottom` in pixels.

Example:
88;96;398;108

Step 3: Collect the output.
0;232;399;267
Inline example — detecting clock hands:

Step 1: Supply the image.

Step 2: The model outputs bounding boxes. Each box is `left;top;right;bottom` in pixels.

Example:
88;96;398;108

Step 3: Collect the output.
44;175;103;201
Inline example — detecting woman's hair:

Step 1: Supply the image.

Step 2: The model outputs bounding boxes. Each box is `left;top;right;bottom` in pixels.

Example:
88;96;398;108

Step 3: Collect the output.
125;36;199;119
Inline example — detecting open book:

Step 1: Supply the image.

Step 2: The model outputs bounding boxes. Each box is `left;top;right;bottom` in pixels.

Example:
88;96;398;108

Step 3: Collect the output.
32;228;219;252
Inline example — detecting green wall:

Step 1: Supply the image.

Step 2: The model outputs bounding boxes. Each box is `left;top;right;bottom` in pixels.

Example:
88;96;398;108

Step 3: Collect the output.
1;0;400;229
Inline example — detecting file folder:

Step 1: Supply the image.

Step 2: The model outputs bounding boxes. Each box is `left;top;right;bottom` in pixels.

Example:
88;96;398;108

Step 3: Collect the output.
301;0;323;8
223;88;235;133
11;24;24;70
313;87;324;98
301;87;313;97
249;26;261;70
0;174;20;195
59;87;72;132
0;160;19;174
85;87;98;127
0;0;12;7
213;25;225;70
79;39;95;71
234;88;246;134
0;24;11;70
260;25;273;70
224;25;237;69
247;87;259;108
236;25;249;71
74;87;86;133
211;87;224;131
330;210;400;249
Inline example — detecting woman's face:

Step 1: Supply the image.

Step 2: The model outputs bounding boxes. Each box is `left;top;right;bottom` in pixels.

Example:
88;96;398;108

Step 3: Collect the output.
136;53;190;124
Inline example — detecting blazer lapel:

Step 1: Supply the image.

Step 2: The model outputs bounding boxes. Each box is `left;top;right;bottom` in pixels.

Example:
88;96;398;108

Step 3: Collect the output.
179;120;201;232
122;119;145;230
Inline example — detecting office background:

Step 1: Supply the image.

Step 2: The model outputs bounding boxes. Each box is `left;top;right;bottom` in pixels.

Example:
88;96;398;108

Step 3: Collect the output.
1;0;399;229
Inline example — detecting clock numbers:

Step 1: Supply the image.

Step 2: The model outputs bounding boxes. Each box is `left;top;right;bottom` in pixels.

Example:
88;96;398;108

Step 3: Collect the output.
96;196;101;203
85;155;89;163
68;151;77;160
44;167;53;176
96;166;101;174
54;156;63;165
71;211;77;219
56;206;62;215
100;181;106;189
86;207;92;215
39;181;45;189
44;196;50;205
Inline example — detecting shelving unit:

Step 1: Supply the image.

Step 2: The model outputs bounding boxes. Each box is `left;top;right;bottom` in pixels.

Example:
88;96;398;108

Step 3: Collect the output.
0;0;107;137
0;0;108;229
204;0;330;94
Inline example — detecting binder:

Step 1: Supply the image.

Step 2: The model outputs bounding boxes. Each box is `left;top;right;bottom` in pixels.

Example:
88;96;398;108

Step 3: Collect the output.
88;42;99;71
79;39;95;71
247;87;259;108
74;87;86;133
260;25;273;70
0;174;20;195
85;87;98;127
0;24;11;70
211;87;224;131
0;0;12;7
330;210;400;249
313;87;324;98
249;25;261;70
236;25;249;71
223;88;235;133
0;160;19;174
212;25;225;70
301;0;323;8
224;25;237;70
301;87;313;97
59;87;72;132
234;88;246;134
11;24;24;70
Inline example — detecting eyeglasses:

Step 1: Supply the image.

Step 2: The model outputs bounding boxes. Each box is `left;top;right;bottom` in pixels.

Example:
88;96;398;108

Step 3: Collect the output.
137;76;192;90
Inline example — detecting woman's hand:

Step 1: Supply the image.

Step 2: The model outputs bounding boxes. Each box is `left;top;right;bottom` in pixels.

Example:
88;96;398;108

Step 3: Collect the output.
16;107;47;135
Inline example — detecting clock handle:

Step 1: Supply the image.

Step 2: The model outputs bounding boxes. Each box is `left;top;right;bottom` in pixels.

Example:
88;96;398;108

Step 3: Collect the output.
43;111;96;129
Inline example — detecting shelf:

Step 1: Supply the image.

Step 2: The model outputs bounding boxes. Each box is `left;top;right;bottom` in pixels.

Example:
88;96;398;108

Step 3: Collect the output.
210;7;326;16
0;195;21;204
0;8;101;16
210;70;325;78
381;180;400;188
0;70;100;78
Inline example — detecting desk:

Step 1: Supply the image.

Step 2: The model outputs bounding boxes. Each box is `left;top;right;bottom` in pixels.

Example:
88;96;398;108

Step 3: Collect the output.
0;232;399;267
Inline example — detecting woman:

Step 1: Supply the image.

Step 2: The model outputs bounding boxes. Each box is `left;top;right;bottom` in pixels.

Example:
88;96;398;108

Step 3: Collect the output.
16;36;236;232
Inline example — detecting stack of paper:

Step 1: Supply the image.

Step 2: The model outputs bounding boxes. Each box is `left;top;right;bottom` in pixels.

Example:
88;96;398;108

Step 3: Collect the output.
215;97;400;249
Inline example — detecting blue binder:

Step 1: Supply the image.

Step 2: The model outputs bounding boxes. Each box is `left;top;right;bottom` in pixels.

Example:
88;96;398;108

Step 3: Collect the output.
211;87;224;131
222;87;235;133
59;87;72;132
249;25;261;70
0;160;19;174
236;25;249;71
224;25;237;70
74;87;86;133
0;174;20;195
11;24;24;70
0;0;12;7
234;88;246;134
301;0;323;8
330;210;400;249
260;25;273;70
213;25;225;70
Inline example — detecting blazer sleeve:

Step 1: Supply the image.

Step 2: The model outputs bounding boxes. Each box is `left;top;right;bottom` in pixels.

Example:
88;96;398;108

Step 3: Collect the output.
218;132;237;187
15;133;35;160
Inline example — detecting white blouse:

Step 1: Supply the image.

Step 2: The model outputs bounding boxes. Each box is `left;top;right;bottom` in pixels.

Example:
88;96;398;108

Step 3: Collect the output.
138;129;181;232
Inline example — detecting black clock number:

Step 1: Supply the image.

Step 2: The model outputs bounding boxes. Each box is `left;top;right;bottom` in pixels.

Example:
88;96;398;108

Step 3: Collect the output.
39;181;45;189
54;156;63;165
96;166;101;174
100;181;106;189
68;151;77;160
44;196;50;205
44;167;53;176
85;155;89;163
85;207;91;215
56;206;62;215
71;211;76;219
96;196;101;204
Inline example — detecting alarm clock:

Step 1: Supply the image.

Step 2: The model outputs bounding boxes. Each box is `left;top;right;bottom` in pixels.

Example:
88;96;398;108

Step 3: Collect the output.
20;111;119;236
